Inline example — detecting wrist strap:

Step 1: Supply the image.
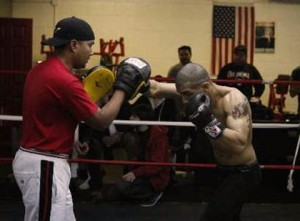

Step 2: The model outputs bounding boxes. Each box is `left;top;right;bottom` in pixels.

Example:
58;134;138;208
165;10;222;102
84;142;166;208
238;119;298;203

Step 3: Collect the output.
204;119;224;139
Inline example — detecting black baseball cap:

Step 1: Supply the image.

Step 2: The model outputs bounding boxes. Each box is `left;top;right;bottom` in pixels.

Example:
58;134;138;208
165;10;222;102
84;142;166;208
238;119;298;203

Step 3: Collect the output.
234;45;247;55
42;16;95;46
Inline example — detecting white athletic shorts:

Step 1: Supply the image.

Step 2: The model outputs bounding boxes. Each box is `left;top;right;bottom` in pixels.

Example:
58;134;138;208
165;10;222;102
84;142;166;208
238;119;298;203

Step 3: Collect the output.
13;148;76;221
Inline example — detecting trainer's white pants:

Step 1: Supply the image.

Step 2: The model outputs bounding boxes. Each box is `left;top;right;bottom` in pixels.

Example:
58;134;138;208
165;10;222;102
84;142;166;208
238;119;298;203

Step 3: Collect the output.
13;149;76;221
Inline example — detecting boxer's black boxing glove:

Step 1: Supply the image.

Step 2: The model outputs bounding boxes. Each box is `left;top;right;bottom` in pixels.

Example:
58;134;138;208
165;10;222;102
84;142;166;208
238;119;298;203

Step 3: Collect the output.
185;92;224;139
114;57;151;100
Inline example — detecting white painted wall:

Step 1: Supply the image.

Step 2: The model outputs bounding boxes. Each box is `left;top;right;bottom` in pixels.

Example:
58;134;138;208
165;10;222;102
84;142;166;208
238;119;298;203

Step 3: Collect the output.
2;0;300;112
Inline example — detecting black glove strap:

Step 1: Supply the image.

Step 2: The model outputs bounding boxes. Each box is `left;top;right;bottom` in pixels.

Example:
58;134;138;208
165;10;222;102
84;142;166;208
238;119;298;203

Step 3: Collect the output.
204;119;224;139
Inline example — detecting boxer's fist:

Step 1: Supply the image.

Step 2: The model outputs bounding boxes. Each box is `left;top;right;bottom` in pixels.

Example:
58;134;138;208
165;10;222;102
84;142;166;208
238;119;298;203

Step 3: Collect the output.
114;57;151;100
185;93;223;139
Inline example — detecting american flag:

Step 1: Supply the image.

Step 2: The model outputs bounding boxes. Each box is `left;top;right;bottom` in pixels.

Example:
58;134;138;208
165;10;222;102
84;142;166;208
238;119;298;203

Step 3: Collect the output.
211;5;255;75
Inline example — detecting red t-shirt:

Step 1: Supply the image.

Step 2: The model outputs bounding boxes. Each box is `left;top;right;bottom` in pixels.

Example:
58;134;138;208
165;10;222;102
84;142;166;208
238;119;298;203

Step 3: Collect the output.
20;56;98;154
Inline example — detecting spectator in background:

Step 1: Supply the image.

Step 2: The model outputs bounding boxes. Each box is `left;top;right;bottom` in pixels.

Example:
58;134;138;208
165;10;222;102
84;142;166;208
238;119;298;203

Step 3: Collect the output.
74;97;132;201
74;121;107;200
167;46;193;167
167;46;193;117
168;45;192;78
132;93;179;146
104;104;170;207
132;93;182;184
289;66;300;114
217;45;265;104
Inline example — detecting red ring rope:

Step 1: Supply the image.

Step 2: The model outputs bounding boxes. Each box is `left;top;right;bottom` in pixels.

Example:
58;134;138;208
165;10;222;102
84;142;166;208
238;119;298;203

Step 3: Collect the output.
151;76;300;85
1;73;300;173
0;70;28;74
0;157;299;170
0;70;300;85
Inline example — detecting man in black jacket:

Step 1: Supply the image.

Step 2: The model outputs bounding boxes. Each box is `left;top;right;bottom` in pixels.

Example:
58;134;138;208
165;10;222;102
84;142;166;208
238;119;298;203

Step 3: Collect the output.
217;45;265;104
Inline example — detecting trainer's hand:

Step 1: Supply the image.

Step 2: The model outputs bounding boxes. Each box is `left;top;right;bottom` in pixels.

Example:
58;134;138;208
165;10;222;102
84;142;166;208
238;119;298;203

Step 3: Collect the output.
123;172;136;182
114;57;151;100
102;132;123;147
74;141;90;155
250;96;261;104
185;92;224;139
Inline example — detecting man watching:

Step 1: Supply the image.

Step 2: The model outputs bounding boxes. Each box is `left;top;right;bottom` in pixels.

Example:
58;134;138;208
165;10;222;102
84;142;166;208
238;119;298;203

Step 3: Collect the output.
168;45;192;78
217;45;265;104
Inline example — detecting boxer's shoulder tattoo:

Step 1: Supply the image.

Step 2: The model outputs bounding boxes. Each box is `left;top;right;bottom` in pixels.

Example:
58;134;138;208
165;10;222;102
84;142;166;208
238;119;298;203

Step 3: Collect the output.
232;97;251;119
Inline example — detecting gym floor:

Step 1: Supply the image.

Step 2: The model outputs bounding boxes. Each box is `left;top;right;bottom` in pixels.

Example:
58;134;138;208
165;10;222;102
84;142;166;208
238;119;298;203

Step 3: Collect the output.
1;164;300;221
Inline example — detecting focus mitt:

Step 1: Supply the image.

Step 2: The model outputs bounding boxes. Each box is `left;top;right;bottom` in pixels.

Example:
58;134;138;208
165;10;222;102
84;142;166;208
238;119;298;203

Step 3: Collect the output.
114;57;151;100
83;66;115;102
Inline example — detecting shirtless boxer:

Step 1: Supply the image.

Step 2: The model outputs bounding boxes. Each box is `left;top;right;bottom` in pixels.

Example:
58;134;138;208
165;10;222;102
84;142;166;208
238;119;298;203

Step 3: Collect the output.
12;17;150;221
150;63;261;221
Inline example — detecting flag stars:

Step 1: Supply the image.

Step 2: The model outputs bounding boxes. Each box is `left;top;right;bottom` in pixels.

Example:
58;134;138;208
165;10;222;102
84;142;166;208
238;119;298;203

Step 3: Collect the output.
213;6;235;38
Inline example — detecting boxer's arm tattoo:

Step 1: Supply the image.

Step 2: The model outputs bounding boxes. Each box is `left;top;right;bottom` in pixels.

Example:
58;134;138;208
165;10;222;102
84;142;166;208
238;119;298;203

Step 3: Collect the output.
232;98;251;122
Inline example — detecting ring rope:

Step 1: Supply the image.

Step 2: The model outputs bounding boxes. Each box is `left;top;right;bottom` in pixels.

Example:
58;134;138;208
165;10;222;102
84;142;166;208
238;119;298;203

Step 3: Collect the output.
1;114;300;187
287;132;300;192
0;157;300;170
1;74;300;187
151;76;300;85
212;79;298;85
113;120;300;129
0;115;300;129
1;70;300;85
0;70;28;74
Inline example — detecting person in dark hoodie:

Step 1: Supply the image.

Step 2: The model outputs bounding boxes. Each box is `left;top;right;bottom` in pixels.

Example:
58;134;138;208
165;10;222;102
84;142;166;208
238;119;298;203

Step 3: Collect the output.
105;104;170;207
217;45;265;104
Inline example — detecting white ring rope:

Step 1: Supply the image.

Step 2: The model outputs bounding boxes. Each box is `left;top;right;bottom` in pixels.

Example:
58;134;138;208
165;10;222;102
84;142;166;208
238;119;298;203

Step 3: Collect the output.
0;115;22;121
287;133;300;192
1;115;300;129
114;120;300;129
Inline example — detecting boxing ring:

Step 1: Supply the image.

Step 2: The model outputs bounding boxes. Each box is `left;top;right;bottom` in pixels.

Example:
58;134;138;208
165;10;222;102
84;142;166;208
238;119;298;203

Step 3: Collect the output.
1;76;300;221
1;114;300;191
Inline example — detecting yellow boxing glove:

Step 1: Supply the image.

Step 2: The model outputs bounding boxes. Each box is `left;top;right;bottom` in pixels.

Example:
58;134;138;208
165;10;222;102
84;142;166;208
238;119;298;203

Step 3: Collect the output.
83;66;115;102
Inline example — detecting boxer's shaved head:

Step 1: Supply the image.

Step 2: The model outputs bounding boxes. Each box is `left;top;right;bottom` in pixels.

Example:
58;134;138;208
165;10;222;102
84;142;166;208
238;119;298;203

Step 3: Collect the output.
175;63;210;92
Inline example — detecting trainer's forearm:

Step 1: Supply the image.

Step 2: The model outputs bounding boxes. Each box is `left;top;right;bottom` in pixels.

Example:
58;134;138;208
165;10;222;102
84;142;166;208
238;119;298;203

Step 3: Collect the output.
86;90;126;129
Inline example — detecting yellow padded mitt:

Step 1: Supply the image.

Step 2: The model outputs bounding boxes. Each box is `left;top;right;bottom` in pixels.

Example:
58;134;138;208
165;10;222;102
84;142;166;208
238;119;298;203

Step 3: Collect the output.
83;66;115;102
